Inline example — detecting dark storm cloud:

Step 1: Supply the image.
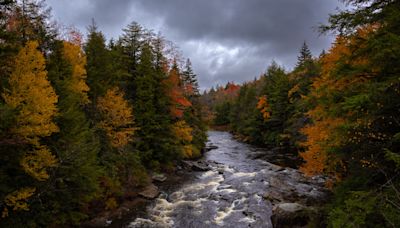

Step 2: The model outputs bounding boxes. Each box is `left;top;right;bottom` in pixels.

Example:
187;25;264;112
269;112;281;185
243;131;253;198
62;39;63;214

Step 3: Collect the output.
47;0;343;90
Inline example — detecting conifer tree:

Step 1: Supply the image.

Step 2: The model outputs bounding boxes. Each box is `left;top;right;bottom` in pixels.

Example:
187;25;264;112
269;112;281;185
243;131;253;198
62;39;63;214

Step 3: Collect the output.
120;22;149;79
134;43;157;162
134;43;178;164
182;58;199;96
46;40;101;224
296;41;312;68
85;22;113;101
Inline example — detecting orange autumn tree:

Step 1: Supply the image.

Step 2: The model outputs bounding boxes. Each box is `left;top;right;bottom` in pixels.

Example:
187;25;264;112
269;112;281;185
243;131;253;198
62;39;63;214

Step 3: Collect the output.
256;95;271;120
300;29;373;178
2;41;58;215
97;87;136;148
299;37;351;177
164;63;191;118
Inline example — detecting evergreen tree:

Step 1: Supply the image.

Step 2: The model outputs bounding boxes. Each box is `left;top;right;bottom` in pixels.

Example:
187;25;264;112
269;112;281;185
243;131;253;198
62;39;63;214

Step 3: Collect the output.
134;43;158;162
85;21;113;102
182;58;199;96
296;41;312;68
120;21;153;101
12;0;56;50
46;40;101;225
120;22;146;77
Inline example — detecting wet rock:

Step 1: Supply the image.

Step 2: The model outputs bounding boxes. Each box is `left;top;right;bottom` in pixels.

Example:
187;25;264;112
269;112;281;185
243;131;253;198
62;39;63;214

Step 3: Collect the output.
271;203;310;228
268;163;285;172
181;160;210;171
192;162;210;171
139;184;159;199
205;144;218;151
152;173;167;182
276;203;305;212
263;191;283;203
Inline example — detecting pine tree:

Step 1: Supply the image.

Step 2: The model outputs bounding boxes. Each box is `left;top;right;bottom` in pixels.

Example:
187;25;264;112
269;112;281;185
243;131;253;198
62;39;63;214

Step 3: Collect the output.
134;43;157;162
182;58;199;96
46;40;101;225
134;43;178;165
120;22;148;78
296;41;312;68
85;22;113;101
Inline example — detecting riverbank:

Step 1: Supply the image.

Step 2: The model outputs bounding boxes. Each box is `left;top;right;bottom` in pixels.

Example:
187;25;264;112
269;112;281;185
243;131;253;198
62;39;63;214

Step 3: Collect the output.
83;152;216;227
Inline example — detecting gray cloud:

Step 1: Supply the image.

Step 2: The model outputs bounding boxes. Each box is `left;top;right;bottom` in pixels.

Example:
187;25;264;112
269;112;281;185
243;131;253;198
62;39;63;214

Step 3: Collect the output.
47;0;343;90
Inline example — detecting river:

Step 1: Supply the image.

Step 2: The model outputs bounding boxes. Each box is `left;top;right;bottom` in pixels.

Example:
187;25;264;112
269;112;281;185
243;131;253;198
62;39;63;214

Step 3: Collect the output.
127;131;327;228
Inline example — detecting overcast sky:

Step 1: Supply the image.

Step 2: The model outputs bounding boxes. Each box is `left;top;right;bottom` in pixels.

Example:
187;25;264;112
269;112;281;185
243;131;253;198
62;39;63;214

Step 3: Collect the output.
47;0;344;90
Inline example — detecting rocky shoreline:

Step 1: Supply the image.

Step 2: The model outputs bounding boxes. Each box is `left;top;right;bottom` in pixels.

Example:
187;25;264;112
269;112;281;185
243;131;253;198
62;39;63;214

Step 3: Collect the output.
82;144;218;227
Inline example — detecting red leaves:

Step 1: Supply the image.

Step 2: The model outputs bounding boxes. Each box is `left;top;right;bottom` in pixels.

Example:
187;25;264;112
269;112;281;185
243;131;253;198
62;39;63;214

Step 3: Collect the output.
164;65;192;118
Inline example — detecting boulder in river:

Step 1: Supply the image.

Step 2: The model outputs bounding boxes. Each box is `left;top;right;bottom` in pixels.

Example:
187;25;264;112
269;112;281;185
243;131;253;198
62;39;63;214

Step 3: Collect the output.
271;203;319;228
205;144;218;151
152;173;167;182
139;184;160;199
181;160;211;171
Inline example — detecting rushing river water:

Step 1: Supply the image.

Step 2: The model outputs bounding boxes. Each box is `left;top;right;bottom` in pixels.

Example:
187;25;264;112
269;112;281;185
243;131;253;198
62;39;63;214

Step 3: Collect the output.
127;131;327;228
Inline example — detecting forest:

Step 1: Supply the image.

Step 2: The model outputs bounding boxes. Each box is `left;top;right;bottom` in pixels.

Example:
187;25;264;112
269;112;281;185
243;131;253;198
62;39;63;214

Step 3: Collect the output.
0;0;207;226
1;0;400;227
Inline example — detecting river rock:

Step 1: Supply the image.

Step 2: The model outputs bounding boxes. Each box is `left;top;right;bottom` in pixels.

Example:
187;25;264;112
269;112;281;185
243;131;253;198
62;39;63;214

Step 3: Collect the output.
205;144;218;151
152;173;167;182
263;191;283;203
271;203;310;228
181;160;210;171
191;162;210;171
139;184;159;199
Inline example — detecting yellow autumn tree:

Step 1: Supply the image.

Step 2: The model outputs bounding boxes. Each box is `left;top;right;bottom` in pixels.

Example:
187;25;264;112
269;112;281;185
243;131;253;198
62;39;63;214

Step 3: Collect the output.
97;87;136;148
2;187;36;218
2;41;59;217
2;41;58;180
62;41;90;104
172;120;198;158
3;41;59;144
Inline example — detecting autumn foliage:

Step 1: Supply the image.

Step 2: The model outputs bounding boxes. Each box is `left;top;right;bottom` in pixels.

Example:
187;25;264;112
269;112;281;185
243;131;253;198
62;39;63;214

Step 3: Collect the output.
62;41;90;104
1;41;59;218
2;41;59;144
97;87;136;148
165;65;192;118
256;95;271;120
